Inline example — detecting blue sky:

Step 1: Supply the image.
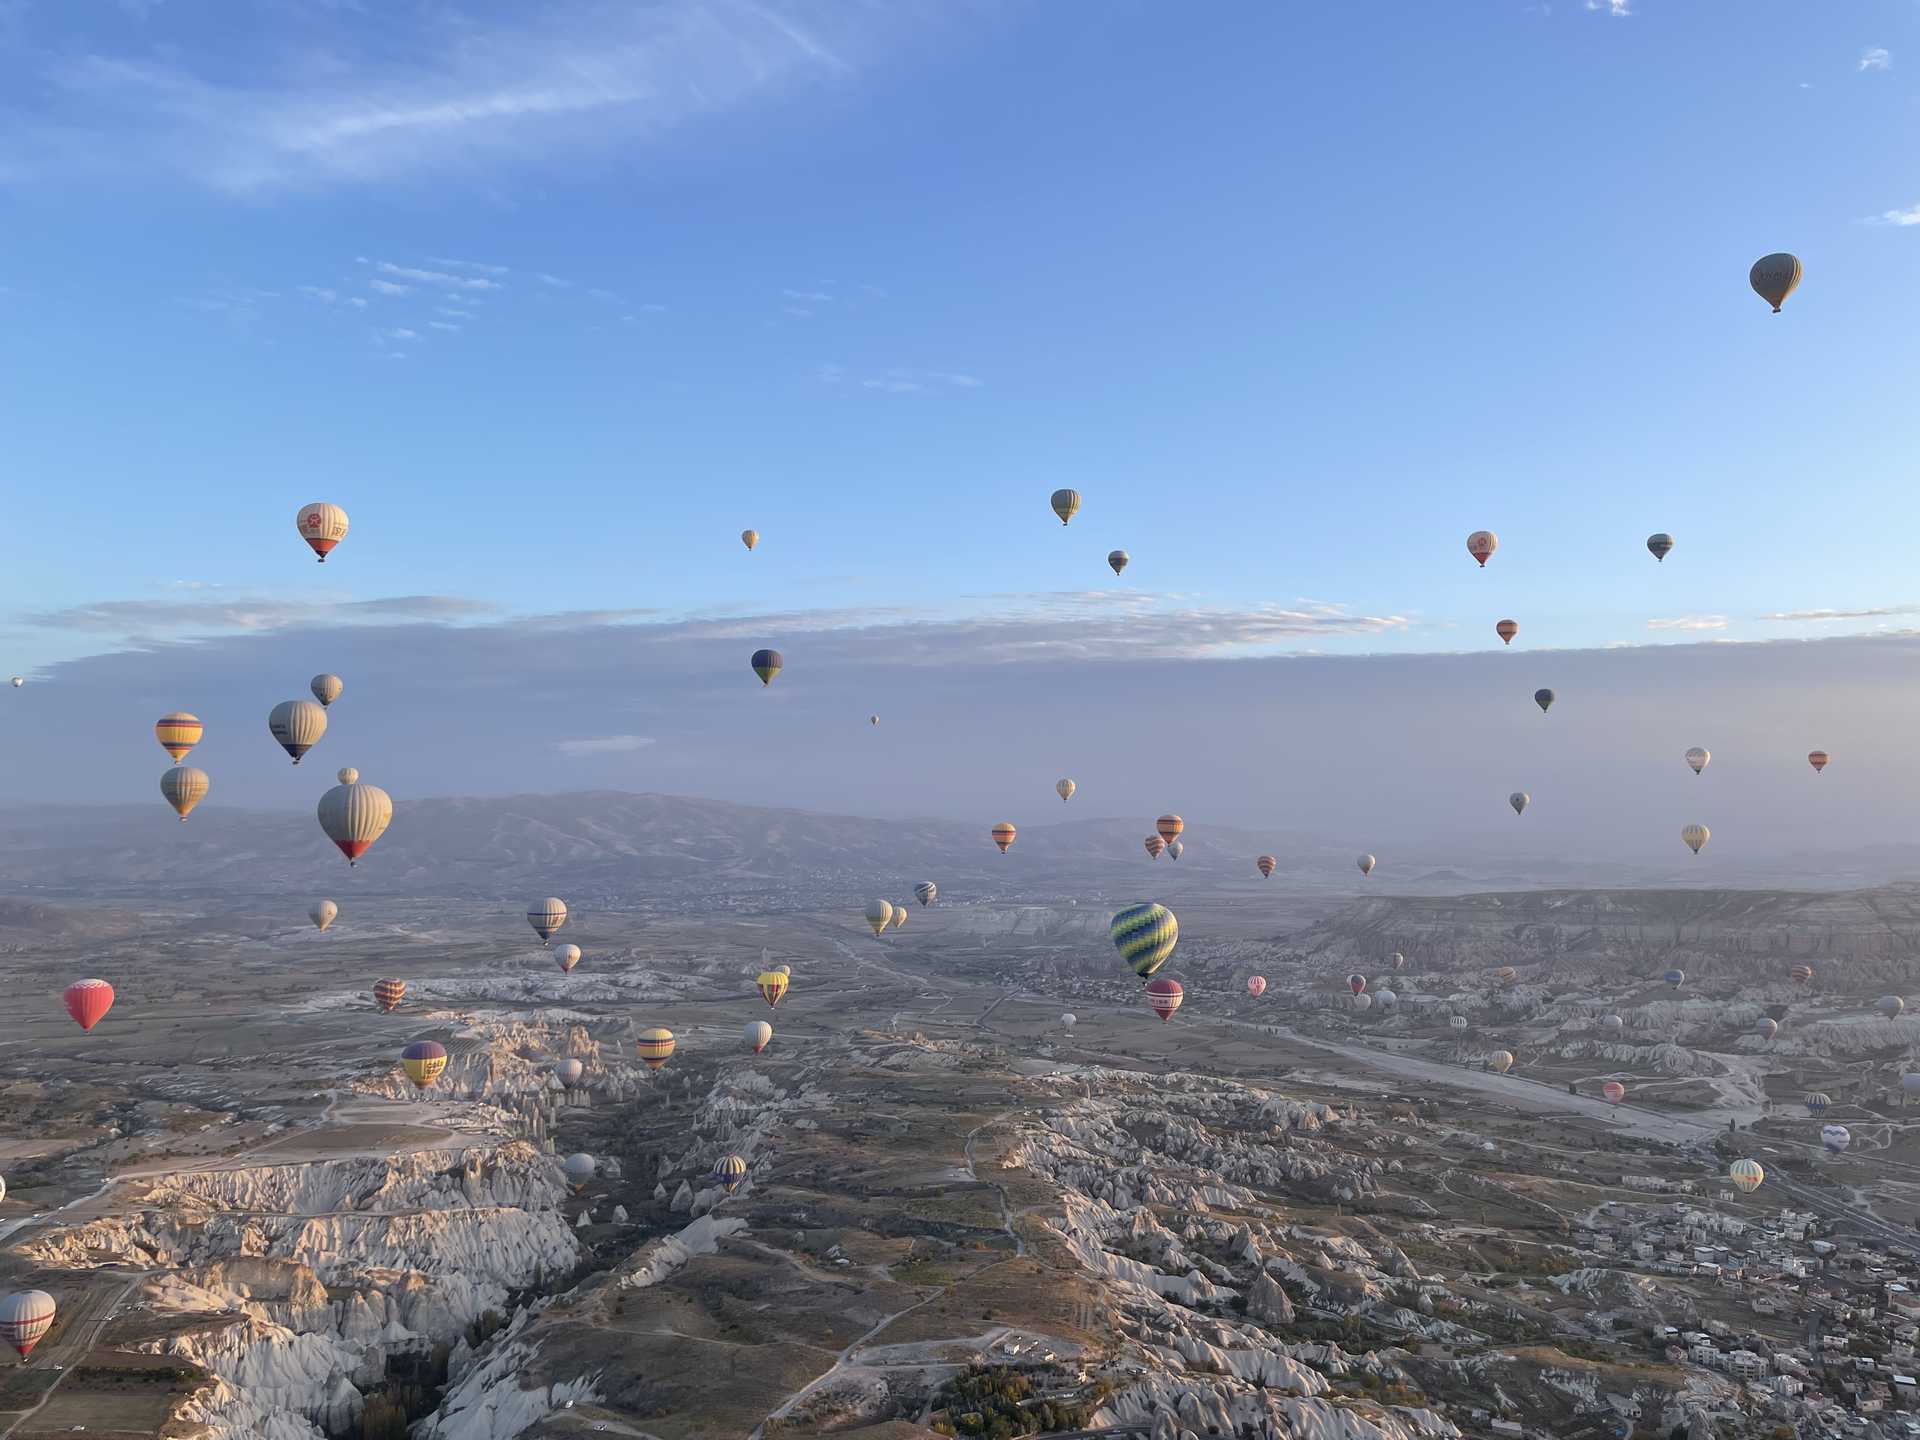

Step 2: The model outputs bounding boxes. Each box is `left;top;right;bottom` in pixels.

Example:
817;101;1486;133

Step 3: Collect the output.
3;0;1920;833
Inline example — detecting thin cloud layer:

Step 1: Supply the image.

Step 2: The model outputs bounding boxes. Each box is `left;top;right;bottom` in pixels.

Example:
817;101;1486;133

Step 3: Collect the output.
0;0;893;193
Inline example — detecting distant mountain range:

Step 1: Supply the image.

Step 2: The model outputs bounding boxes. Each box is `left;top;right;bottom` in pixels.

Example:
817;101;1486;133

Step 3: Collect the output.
0;789;1911;907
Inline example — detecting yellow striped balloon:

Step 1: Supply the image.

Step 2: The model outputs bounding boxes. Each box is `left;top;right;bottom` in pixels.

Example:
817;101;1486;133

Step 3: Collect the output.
155;712;203;763
864;900;893;936
713;1154;748;1194
741;529;759;551
1109;902;1179;978
756;971;788;1007
991;823;1016;853
636;1028;676;1070
890;904;908;930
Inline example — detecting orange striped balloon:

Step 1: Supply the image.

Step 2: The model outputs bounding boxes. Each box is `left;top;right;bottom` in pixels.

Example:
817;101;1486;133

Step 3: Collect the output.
373;979;406;1012
636;1028;676;1070
990;823;1016;853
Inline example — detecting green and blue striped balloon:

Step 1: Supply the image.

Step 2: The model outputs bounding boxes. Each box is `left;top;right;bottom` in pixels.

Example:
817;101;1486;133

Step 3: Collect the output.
1109;902;1179;978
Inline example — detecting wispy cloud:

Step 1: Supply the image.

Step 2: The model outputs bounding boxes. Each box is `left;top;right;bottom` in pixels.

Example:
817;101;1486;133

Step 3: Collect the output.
298;284;339;303
384;327;419;341
555;734;656;757
535;273;572;288
1647;616;1729;633
851;368;985;395
374;260;500;292
368;279;411;296
26;593;494;638
1761;604;1920;623
1867;203;1920;227
426;256;509;276
1861;47;1892;72
783;288;832;303
436;306;476;319
1584;0;1630;15
2;0;887;194
428;320;460;332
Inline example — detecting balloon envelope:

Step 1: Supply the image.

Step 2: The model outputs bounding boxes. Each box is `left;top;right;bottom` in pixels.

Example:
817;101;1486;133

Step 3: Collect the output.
1109;903;1179;978
161;765;210;821
1049;488;1081;525
268;699;327;763
296;501;349;561
400;1040;448;1089
1749;252;1802;312
750;649;783;685
554;1059;584;1087
745;1021;773;1053
554;944;582;974
309;900;338;933
1881;996;1906;1019
373;979;406;1012
64;978;114;1032
155;711;203;763
1145;977;1183;1021
914;881;937;906
1247;976;1267;997
318;780;393;865
1686;747;1709;775
1347;973;1367;995
1808;750;1829;773
528;898;568;943
1357;854;1376;875
1107;550;1128;576
0;1291;57;1358
756;971;789;1008
991;823;1016;853
1729;1159;1764;1193
1602;1081;1626;1104
1467;530;1497;567
310;673;344;707
1681;824;1709;855
1495;619;1518;645
636;1028;675;1070
1489;1050;1514;1073
1155;814;1184;842
1646;533;1674;562
562;1153;596;1191
864;900;894;936
1509;792;1529;816
741;529;759;551
713;1155;748;1193
1533;688;1555;713
1056;778;1076;803
1256;855;1276;878
1821;1125;1851;1154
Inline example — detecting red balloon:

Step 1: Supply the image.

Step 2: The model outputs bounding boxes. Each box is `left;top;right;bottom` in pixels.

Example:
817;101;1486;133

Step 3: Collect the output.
64;978;115;1032
1145;977;1184;1022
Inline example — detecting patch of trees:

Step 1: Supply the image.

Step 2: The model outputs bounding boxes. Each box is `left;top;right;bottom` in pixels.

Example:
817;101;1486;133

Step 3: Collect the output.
929;1364;1094;1437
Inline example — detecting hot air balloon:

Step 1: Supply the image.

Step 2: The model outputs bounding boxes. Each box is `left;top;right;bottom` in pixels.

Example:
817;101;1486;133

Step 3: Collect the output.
554;944;582;975
336;767;359;785
1821;1125;1851;1154
401;1040;447;1089
1681;824;1709;856
1728;1159;1764;1193
1489;1050;1514;1073
562;1153;596;1192
1646;534;1674;563
1601;1014;1624;1034
890;904;908;931
1493;967;1517;985
296;502;349;561
161;765;209;821
309;900;338;933
555;1058;584;1087
1144;836;1166;860
1107;550;1129;576
775;964;791;978
868;715;879;727
745;1020;773;1054
155;712;203;763
756;971;789;1008
1391;952;1407;971
6;677;19;688
1749;253;1802;313
1881;996;1906;1019
1449;1015;1468;1031
1467;531;1498;567
318;777;393;866
1256;855;1276;878
1050;489;1081;525
0;1176;6;1205
1061;1012;1076;1028
1347;973;1367;995
1110;903;1179;978
1376;989;1398;1010
373;979;406;1012
1663;969;1686;989
1509;792;1529;816
527;898;568;945
750;649;784;686
636;1028;675;1070
1686;747;1710;776
1145;977;1183;1022
991;823;1016;854
1808;750;1829;773
63;978;114;1032
741;529;759;551
1533;688;1554;714
1807;1092;1832;1114
1602;1081;1626;1104
1166;840;1183;861
1155;814;1184;843
1791;964;1814;984
268;699;326;764
1351;992;1373;1012
1357;854;1376;876
1496;619;1518;646
1056;778;1076;803
864;901;894;937
310;673;344;708
0;1291;56;1358
1247;976;1267;997
1756;1018;1779;1041
914;881;937;907
713;1155;748;1194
